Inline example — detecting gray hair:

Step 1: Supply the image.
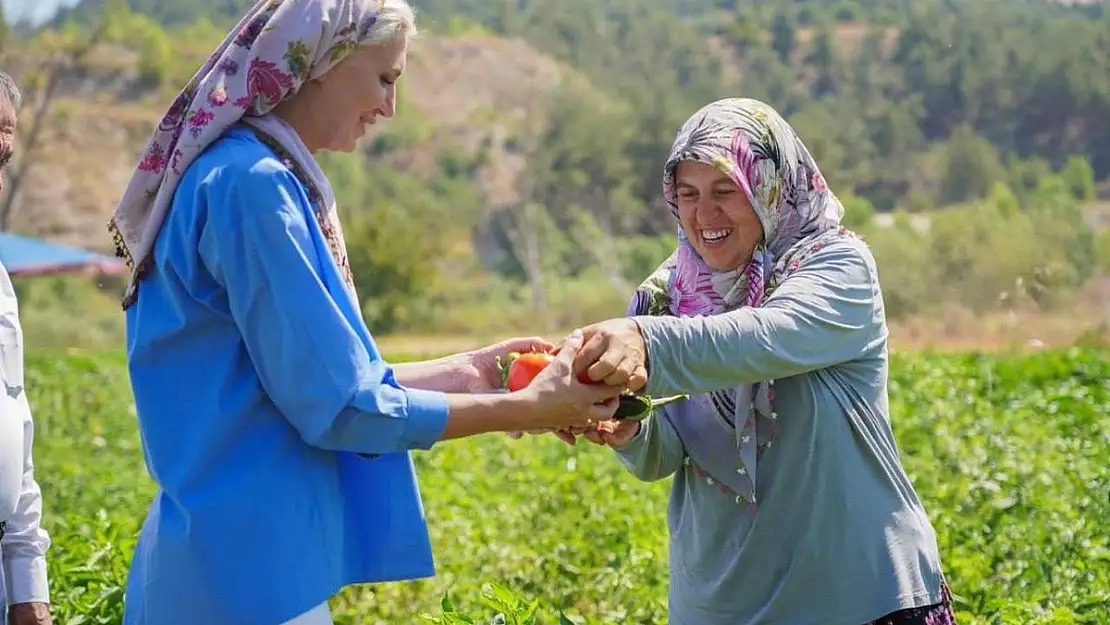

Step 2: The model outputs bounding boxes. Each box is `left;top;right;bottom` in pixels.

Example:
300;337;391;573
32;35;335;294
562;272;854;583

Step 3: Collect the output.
365;0;417;44
0;71;21;113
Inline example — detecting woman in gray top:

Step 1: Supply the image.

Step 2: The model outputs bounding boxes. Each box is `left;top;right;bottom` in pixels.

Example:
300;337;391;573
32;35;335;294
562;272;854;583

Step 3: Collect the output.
565;98;959;625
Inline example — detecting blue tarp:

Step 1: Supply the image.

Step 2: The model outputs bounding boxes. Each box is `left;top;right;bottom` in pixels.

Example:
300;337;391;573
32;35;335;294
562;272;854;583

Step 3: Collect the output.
0;232;126;277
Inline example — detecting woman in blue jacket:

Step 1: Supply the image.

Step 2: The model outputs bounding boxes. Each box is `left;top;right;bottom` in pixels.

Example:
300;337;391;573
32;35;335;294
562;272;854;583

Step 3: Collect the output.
108;1;622;623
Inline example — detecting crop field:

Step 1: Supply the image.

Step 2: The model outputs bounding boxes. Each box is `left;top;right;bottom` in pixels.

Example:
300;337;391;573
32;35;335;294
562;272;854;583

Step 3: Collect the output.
23;348;1110;625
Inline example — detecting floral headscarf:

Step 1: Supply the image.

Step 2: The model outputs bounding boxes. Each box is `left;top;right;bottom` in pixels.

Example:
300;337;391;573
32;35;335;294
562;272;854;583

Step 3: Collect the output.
109;0;391;308
629;97;853;508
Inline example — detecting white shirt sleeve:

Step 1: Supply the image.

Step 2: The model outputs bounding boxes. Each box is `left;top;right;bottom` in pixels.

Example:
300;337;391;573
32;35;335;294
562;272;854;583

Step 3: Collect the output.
1;403;51;606
0;265;50;607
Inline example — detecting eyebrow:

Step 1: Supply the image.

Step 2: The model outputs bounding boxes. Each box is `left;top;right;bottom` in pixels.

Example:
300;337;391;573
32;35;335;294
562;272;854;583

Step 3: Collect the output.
676;176;734;190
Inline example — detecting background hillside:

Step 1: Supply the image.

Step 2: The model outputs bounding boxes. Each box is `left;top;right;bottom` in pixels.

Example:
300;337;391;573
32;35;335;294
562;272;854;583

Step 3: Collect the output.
2;0;1109;348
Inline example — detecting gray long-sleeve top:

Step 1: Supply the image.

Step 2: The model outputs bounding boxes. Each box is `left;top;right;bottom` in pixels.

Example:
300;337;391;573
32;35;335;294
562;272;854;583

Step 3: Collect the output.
616;237;946;625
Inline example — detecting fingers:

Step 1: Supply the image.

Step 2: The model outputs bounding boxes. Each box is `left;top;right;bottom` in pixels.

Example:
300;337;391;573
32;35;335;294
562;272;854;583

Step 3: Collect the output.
526;336;557;353
627;364;648;393
586;396;620;422
581;381;625;405
603;421;642;448
586;348;623;383
521;420;631;448
575;328;645;389
600;355;639;387
554;331;623;402
583;419;639;448
594;420;617;436
552;430;577;446
583;429;606;446
494;336;555;356
574;330;608;378
600;431;628;447
585;352;646;390
554;330;584;368
508;428;552;439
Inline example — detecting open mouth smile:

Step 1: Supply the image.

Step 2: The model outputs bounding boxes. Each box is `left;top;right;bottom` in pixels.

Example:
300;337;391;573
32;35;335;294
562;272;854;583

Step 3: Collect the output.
701;229;732;244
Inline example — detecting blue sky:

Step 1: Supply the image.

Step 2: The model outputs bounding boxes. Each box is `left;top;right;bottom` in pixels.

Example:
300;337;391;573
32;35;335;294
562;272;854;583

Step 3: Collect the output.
3;0;79;25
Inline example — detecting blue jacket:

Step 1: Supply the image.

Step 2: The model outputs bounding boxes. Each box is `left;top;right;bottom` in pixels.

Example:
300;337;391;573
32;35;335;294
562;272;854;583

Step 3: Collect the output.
122;126;449;625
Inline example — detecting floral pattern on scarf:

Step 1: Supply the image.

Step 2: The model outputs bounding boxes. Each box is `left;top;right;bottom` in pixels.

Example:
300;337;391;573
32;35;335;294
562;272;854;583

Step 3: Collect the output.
109;0;390;308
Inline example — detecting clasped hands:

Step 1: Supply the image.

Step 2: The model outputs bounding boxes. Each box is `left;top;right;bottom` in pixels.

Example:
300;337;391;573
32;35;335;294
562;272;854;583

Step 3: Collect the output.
468;319;649;447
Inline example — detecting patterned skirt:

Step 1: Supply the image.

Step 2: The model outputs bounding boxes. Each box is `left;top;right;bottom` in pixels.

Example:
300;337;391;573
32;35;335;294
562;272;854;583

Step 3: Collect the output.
865;583;958;625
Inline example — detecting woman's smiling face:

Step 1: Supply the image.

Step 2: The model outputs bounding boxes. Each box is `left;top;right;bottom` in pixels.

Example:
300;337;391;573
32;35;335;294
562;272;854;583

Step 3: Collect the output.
302;35;407;152
673;160;764;271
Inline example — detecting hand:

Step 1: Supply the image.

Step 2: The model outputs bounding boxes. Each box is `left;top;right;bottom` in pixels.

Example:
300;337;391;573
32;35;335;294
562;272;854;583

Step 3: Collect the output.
466;336;555;393
9;602;52;625
507;425;590;446
506;427;558;439
583;419;642;449
515;420;640;448
514;330;623;430
573;318;649;391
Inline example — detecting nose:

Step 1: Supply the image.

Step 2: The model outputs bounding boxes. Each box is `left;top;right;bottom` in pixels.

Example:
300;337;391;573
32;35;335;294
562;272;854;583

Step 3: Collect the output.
694;193;720;223
381;84;396;118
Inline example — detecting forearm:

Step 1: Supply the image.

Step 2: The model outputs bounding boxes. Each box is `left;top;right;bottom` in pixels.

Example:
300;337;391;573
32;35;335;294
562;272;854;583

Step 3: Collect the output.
317;388;546;454
633;311;806;395
613;412;685;482
633;239;883;396
439;393;533;440
392;353;475;394
633;303;879;396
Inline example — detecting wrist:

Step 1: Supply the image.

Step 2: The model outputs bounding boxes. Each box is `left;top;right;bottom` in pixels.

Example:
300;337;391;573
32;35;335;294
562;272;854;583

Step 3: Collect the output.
442;391;535;440
454;352;483;392
499;389;541;431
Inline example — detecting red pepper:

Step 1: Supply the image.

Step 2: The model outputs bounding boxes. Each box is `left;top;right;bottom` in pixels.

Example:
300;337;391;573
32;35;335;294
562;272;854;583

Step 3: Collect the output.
495;350;686;421
498;350;593;391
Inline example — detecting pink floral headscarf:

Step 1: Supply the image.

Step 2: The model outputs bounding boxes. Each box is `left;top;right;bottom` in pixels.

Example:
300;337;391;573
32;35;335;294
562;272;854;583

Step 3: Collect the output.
109;0;391;308
628;97;852;507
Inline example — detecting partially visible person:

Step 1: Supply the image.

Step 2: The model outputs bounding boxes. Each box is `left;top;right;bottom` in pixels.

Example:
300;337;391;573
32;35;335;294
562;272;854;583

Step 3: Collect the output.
107;1;621;624
548;98;957;625
0;71;53;625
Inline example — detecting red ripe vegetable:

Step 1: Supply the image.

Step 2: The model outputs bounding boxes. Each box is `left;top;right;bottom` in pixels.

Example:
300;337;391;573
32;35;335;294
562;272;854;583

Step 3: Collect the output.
498;351;593;391
495;350;686;422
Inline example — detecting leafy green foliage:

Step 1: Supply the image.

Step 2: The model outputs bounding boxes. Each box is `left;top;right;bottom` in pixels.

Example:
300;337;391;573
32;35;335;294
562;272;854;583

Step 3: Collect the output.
316;150;485;333
26;348;1110;624
53;0;1110;206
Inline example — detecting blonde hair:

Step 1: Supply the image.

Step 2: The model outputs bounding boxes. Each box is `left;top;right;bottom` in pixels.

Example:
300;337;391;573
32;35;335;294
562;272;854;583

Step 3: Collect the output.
365;0;418;44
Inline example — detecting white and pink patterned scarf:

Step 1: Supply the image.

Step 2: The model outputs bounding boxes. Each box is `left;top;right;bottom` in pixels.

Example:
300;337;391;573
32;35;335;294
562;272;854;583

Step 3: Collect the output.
109;0;390;308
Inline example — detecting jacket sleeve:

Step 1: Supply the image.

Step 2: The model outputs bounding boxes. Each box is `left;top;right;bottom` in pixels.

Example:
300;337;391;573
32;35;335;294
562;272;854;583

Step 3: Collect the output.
612;407;687;482
634;238;885;397
198;160;449;455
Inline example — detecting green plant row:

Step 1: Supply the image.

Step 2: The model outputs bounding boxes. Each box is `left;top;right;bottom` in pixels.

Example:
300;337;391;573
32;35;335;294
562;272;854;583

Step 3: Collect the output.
24;348;1110;624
